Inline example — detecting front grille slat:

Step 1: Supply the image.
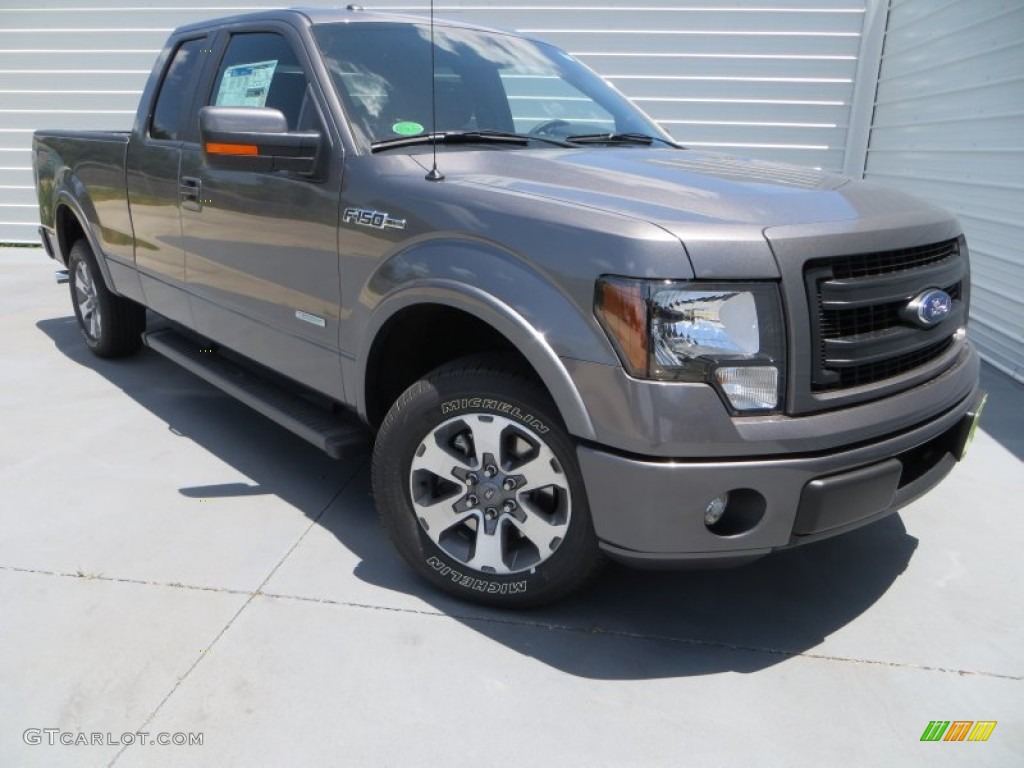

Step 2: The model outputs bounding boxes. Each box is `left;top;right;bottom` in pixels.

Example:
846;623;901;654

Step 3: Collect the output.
821;282;962;340
828;240;957;279
805;239;965;393
818;258;965;310
822;306;964;367
830;339;955;389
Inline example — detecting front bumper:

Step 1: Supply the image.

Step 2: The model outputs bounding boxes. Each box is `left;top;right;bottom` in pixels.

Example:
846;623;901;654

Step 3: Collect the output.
578;385;986;566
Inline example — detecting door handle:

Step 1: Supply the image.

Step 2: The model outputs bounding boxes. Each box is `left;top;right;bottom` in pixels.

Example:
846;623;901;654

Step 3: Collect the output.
179;176;203;212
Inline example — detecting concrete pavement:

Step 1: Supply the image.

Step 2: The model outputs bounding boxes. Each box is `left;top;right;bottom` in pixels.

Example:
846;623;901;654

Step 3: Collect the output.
1;247;1021;767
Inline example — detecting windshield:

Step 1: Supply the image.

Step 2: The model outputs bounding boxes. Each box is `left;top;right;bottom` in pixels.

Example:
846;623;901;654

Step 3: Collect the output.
311;21;670;148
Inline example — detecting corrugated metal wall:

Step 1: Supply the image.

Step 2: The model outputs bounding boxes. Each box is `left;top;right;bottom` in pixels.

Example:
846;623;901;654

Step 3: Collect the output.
863;0;1024;382
1;0;867;243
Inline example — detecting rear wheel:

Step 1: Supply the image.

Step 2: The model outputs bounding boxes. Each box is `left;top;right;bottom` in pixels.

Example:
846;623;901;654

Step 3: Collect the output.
68;239;145;358
372;358;603;607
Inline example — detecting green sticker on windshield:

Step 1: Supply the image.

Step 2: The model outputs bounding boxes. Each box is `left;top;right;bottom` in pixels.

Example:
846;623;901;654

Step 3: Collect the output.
392;121;424;136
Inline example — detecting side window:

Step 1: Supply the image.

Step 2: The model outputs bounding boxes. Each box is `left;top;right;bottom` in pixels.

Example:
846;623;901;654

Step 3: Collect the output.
212;33;308;130
151;38;206;141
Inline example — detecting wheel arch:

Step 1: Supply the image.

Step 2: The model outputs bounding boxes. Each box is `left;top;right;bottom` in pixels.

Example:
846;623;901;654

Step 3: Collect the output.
355;282;596;441
53;195;115;289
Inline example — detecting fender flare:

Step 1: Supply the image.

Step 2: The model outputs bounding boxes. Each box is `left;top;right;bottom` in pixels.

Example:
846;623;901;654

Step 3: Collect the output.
53;190;116;291
352;279;597;441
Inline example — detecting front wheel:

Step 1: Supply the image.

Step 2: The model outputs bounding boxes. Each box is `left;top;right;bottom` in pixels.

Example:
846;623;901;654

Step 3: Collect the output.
372;359;603;607
68;239;146;358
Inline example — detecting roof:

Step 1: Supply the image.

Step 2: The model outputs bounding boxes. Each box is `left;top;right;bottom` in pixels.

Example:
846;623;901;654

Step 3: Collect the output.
173;5;513;39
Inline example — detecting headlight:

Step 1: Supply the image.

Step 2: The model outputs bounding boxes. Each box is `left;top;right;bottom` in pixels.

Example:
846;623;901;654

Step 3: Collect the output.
595;277;786;412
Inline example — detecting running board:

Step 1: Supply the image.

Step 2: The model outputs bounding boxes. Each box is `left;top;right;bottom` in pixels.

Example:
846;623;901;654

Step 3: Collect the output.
143;328;371;459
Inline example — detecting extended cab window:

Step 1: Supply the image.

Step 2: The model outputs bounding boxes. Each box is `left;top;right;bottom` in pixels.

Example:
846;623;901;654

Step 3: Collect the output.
151;38;206;141
211;32;309;130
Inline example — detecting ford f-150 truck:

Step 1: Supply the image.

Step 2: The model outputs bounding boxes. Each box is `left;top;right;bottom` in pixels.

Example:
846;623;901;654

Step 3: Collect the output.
33;7;986;607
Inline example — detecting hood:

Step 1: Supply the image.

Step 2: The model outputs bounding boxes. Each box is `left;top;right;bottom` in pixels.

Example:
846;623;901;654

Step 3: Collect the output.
411;147;950;277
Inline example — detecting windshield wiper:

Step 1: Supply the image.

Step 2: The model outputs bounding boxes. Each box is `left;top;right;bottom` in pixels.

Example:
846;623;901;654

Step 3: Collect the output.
371;130;571;153
565;132;678;147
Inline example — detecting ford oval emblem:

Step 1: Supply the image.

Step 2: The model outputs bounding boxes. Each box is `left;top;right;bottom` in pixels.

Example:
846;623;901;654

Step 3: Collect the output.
907;289;953;328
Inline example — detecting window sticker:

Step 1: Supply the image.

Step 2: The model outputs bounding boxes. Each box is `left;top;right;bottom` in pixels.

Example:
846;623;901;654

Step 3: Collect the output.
216;59;279;107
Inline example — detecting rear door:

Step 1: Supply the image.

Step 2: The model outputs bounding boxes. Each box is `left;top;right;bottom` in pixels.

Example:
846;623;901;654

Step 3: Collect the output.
179;25;345;399
126;35;208;325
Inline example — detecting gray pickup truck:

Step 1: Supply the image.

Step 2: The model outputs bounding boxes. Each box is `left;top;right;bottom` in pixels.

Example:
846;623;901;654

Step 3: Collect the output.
34;7;985;607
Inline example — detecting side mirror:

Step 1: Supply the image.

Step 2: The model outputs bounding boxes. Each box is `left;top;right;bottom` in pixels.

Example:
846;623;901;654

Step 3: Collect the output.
199;106;321;175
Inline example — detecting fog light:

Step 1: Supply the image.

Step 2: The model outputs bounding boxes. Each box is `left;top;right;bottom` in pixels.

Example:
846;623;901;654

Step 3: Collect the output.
714;366;779;411
704;494;729;527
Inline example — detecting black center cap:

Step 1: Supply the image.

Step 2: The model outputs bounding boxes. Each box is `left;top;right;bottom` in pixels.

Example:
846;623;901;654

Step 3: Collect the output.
481;483;500;503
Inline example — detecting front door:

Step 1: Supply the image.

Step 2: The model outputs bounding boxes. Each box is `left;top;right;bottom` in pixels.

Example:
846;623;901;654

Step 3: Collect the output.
126;35;208;325
179;27;345;399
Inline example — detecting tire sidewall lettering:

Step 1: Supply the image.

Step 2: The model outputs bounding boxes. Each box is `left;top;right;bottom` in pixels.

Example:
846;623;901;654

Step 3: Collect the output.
440;397;550;435
426;556;528;595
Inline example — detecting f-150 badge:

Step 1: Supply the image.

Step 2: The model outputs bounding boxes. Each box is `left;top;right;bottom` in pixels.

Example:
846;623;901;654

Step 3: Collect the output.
343;207;406;231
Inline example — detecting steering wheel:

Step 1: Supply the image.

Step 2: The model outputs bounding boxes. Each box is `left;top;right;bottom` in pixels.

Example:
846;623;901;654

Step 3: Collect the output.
529;119;572;138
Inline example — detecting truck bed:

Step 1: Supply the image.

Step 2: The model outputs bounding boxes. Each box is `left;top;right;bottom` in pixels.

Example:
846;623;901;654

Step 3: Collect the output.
33;130;134;267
